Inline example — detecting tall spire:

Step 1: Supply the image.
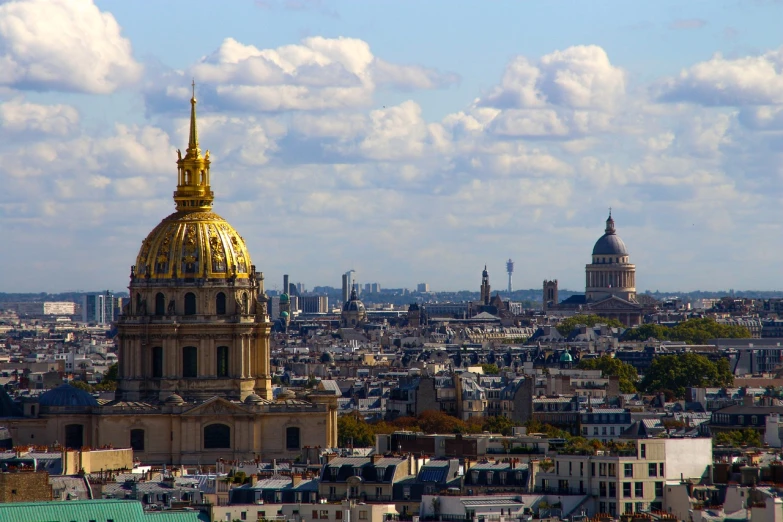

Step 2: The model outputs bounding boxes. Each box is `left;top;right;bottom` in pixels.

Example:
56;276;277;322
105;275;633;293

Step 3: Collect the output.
174;84;213;212
186;79;200;159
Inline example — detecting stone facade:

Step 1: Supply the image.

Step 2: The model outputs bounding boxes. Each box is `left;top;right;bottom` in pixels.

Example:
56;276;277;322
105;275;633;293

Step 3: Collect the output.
2;91;339;464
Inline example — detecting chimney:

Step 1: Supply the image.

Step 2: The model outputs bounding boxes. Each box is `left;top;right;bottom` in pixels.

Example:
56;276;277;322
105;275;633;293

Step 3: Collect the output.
371;454;382;464
325;453;337;463
251;474;259;487
292;472;302;486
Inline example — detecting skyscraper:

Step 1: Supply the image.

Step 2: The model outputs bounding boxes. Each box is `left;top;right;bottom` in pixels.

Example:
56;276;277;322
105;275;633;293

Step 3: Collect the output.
82;291;114;325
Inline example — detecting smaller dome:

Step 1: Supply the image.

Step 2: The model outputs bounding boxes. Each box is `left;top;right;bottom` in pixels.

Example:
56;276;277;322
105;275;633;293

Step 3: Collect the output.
559;351;573;363
592;213;629;256
244;393;264;404
281;311;289;317
164;393;185;405
280;293;289;303
39;384;98;408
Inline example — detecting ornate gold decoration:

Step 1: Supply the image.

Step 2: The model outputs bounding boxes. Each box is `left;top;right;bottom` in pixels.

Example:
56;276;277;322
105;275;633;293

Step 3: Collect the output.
131;84;253;280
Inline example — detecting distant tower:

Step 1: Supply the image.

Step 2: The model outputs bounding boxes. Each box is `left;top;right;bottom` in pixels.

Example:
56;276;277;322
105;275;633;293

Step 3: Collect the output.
543;280;559;311
341;274;349;304
480;265;491;305
506;259;514;293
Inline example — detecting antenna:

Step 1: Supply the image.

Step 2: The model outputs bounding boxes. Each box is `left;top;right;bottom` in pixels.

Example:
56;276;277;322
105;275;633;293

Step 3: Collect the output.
506;259;514;293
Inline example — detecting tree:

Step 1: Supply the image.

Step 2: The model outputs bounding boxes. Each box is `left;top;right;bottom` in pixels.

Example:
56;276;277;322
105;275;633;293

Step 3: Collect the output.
103;363;118;383
714;429;762;448
69;380;92;392
481;363;500;375
417;410;467;434
482;415;519;436
337;413;375;447
640;353;734;398
556;314;623;336
577;356;638;393
623;318;751;344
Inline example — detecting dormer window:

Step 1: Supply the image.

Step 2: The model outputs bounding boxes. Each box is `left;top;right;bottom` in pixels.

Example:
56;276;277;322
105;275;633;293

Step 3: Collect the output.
375;466;386;481
499;472;507;484
471;470;479;483
486;471;494;484
353;466;362;478
330;467;339;478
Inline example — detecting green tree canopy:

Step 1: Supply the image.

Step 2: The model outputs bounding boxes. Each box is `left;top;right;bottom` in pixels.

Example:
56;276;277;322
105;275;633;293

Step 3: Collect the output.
623;317;751;344
640;353;733;398
714;429;761;448
337;413;375;447
556;314;623;336
577;356;638;393
480;363;500;375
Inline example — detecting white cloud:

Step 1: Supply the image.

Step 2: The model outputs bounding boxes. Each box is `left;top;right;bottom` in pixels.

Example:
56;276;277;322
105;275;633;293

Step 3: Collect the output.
0;0;141;93
481;45;625;111
149;36;457;113
657;48;783;106
0;98;79;135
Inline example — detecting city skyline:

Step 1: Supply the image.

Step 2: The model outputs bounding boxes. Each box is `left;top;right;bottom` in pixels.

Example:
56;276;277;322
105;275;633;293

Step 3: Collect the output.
2;0;783;293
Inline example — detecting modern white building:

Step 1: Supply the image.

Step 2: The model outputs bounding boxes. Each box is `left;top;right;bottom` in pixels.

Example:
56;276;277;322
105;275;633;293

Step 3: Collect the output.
533;438;712;517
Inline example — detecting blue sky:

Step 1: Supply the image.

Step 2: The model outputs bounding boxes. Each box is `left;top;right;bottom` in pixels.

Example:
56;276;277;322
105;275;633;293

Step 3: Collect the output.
1;0;782;294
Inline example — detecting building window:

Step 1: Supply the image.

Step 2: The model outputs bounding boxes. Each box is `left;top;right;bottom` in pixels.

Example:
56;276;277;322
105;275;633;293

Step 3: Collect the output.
242;293;249;314
359;512;367;520
635;502;644;513
184;292;196;315
313;510;318;519
582;427;588;436
610;426;615;435
594;427;599;436
655;482;663;497
217;346;229;377
321;511;329;519
608;463;616;477
182;346;198;378
738;415;744;424
625;503;633;514
155;293;165;316
216;292;226;315
599;463;607;476
648;463;657;477
65;424;84;449
659;463;664;477
609;482;616;498
336;512;342;520
635;482;643;497
286;426;301;450
609;503;616;516
130;429;145;451
599;482;607;497
640;444;646;459
204;424;231;449
152;347;163;378
624;463;633;477
623;482;631;498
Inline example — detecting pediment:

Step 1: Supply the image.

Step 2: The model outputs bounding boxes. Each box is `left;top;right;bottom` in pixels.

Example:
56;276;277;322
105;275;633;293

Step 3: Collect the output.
182;396;248;416
588;296;642;311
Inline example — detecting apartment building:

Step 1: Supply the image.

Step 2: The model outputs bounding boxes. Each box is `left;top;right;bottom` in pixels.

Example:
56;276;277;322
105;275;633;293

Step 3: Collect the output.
533;438;712;517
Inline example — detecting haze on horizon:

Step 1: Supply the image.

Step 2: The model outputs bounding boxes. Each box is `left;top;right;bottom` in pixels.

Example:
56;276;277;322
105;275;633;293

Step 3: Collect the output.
1;0;782;295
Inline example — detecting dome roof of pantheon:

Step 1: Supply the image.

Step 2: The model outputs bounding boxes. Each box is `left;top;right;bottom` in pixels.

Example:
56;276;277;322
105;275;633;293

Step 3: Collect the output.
134;89;252;281
591;213;628;257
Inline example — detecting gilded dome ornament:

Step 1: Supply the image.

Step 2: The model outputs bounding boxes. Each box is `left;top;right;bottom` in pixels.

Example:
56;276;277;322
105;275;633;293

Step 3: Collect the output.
132;83;253;281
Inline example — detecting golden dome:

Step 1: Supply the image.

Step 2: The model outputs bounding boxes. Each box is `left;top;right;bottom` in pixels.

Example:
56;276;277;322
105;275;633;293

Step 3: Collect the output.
134;83;252;280
135;210;252;280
